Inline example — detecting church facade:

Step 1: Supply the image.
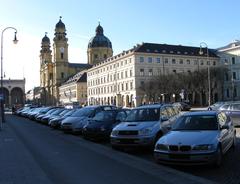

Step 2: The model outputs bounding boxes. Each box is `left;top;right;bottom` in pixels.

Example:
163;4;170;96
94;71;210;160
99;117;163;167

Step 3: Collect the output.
39;17;112;105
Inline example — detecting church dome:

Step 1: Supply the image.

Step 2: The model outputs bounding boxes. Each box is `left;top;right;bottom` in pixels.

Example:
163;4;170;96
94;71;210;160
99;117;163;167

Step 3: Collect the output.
42;33;50;43
88;23;112;48
55;16;65;29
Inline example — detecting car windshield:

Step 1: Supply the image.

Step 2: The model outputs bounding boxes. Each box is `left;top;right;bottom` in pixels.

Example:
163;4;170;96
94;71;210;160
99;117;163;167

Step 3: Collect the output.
93;111;115;121
172;115;218;131
71;108;94;117
125;108;160;122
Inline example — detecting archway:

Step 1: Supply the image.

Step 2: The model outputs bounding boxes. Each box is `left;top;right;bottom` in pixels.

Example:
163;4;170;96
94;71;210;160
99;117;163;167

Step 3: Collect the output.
10;87;24;107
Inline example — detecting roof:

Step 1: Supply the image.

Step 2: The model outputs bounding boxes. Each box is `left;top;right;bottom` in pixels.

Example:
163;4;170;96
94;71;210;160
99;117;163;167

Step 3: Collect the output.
134;43;219;58
68;63;92;69
63;71;87;84
183;111;218;116
217;40;240;51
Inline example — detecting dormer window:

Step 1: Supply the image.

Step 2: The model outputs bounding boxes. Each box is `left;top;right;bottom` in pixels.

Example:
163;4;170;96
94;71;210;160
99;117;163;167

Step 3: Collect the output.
146;49;150;52
162;50;166;53
184;51;188;54
170;51;174;54
177;51;181;54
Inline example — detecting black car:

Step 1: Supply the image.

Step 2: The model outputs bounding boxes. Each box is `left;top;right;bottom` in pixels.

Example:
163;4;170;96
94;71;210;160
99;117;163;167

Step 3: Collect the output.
82;109;130;141
173;102;191;111
49;109;77;129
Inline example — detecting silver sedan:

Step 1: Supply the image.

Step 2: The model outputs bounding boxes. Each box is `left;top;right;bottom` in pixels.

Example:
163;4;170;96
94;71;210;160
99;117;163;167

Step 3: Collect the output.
154;111;236;167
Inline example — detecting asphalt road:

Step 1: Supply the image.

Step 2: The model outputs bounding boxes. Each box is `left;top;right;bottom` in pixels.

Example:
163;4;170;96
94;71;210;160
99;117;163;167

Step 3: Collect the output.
1;114;213;184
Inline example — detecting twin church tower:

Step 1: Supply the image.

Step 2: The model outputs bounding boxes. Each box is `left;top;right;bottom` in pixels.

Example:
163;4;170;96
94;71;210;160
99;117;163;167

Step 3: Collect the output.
40;17;113;105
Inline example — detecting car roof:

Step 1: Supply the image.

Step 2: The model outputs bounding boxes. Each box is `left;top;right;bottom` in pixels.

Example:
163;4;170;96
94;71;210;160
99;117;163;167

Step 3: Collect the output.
183;111;218;116
135;103;170;109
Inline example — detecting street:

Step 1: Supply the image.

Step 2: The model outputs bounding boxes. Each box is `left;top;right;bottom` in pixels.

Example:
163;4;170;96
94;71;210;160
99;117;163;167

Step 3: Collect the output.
0;114;212;184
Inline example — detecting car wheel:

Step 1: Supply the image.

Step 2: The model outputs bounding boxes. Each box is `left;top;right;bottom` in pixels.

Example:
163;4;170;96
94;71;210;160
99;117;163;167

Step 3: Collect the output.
214;146;223;167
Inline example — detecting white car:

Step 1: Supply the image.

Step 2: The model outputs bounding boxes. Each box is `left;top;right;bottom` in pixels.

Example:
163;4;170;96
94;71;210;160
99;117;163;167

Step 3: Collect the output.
154;111;236;166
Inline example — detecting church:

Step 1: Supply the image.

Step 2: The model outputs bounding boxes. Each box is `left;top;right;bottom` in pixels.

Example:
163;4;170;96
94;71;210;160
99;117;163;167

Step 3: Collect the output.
39;17;113;105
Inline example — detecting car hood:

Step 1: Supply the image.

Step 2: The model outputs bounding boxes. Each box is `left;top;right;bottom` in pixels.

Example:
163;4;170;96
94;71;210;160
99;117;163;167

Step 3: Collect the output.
114;121;158;131
158;131;219;145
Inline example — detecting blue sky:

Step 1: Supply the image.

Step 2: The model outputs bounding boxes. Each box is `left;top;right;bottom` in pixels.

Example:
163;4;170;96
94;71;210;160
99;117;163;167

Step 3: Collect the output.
0;0;239;90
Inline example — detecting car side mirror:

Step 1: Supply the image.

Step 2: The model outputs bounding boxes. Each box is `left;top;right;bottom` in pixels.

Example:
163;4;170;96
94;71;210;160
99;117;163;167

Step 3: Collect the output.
221;124;229;130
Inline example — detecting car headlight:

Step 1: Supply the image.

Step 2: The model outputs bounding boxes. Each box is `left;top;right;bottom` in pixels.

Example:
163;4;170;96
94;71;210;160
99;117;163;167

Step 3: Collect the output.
111;130;118;136
192;144;214;151
155;144;168;151
139;127;154;136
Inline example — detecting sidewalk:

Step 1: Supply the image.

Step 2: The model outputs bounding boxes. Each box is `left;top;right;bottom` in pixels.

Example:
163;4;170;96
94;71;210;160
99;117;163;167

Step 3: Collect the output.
0;118;52;184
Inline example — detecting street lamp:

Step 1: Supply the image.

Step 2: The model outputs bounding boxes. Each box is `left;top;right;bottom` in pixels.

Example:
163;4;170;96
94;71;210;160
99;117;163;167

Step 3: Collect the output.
199;42;210;107
1;27;18;124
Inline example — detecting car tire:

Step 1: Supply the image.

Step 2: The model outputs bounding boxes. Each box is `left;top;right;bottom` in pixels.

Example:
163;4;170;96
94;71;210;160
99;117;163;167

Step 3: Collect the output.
214;146;223;167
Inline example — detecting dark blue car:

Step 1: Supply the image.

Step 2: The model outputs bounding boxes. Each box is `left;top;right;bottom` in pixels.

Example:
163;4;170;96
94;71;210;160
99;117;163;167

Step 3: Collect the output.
82;109;130;141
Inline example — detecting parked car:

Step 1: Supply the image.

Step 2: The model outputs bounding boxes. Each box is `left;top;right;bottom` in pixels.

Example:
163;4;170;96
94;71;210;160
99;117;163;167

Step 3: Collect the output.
154;111;236;166
40;108;65;124
69;105;117;134
173;102;191;111
82;109;130;141
208;101;226;111
218;102;240;126
110;104;180;149
35;107;60;122
49;109;77;129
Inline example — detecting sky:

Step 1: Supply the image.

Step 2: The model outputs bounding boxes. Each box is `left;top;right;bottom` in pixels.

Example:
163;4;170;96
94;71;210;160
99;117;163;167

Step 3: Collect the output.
0;0;240;91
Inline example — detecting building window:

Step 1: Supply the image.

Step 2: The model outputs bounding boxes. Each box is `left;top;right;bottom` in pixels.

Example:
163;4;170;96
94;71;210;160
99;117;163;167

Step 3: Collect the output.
140;57;144;63
200;60;204;65
104;54;107;59
126;83;128;90
164;58;168;64
121;72;123;79
194;60;198;65
130;82;133;89
61;72;64;79
125;71;128;78
173;70;176;73
156;58;161;63
179;59;183;64
140;81;145;88
49;73;53;80
125;60;127;65
149;69;153;76
172;59;176;64
94;54;98;59
227;89;230;98
232;57;236;64
130;70;132;77
233;72;236;80
213;61;216;65
148;57;153;63
121;83;124;91
186;60;190;64
61;53;64;59
140;69;144;76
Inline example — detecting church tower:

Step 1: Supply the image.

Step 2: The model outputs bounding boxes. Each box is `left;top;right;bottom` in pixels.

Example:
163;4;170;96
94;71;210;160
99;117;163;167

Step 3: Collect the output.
87;23;113;65
40;33;53;105
52;16;69;104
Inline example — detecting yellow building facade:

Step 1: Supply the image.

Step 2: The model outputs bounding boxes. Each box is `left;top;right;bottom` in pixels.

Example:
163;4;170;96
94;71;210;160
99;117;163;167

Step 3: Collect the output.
40;18;113;105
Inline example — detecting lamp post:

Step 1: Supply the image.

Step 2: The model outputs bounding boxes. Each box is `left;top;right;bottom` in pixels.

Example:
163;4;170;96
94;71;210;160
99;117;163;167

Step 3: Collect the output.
199;42;210;107
1;27;18;124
